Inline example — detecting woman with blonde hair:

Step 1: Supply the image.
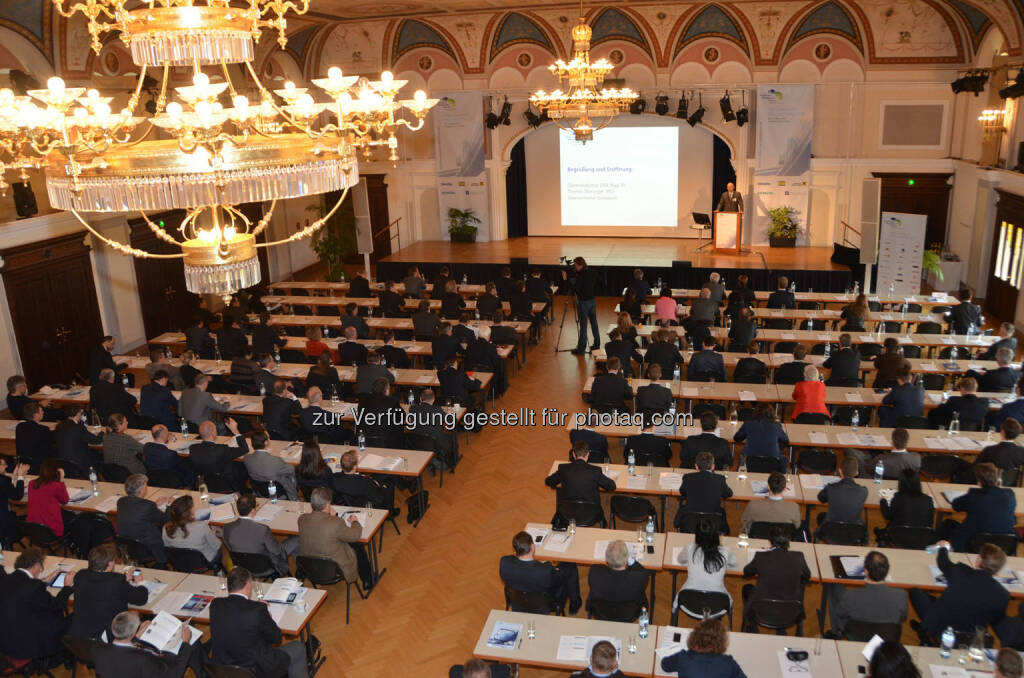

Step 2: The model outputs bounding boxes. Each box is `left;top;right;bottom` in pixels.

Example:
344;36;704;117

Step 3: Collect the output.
616;312;639;347
841;293;871;332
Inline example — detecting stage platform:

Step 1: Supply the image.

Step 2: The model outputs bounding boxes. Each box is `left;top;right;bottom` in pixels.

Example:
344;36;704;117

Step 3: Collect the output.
377;237;854;293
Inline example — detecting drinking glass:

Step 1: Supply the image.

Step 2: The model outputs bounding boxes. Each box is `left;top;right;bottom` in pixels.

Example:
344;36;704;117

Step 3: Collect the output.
526;621;536;640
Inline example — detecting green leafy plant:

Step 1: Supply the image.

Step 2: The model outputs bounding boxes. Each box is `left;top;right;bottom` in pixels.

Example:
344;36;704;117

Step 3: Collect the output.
767;206;802;239
307;198;356;282
448;207;481;240
922;249;944;282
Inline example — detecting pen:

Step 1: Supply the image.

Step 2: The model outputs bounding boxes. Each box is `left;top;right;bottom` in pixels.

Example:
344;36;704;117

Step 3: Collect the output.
516;637;522;649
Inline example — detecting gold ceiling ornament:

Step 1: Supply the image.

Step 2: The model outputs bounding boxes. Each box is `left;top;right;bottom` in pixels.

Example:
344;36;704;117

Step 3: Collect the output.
528;0;636;143
0;0;438;302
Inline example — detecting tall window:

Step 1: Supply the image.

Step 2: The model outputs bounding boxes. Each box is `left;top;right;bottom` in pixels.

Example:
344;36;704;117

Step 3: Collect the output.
994;220;1024;289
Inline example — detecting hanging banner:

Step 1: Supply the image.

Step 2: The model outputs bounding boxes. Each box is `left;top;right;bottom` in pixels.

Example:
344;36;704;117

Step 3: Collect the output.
434;92;489;240
876;211;927;297
753;85;813;246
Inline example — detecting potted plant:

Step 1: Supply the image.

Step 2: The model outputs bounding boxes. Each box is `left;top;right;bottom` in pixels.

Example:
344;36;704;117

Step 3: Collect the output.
767;206;801;247
448;207;481;243
307;198;357;282
922;249;944;282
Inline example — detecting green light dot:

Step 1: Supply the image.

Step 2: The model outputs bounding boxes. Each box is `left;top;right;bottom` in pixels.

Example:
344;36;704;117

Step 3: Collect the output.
907;179;915;186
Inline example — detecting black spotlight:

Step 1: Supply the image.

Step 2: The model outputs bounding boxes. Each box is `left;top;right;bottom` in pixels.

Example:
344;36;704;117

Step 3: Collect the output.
629;97;646;115
735;91;748;126
951;70;988;96
687;94;705;127
719;91;735;122
1000;69;1024;99
654;93;670;116
675;94;688;119
11;181;38;218
524;107;544;128
498;97;512;125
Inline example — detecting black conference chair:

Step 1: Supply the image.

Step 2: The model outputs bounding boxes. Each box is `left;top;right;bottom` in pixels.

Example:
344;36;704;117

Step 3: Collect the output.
843;621;902;643
675;511;728;535
794;412;830;426
165;547;218;574
204;661;257;678
588;597;643;623
796;449;837;475
296;555;365;625
18;520;69;556
146;468;184;489
609;496;657;531
98;463;131;484
815;521;867;546
114;536;159;568
504;585;560;615
229;551;280;580
672;589;732;628
748;521;799;542
967;532;1019;556
744;455;787;474
745;598;805;635
556;498;606;528
883;524;936;550
62;636;100;678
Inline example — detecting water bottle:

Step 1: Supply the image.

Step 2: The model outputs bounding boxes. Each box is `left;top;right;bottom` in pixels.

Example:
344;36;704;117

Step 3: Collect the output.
949;412;960;436
645;515;655;544
729;406;738;425
462;274;468;285
268;480;277;504
367;305;373;318
901;301;908;318
259;381;266;396
668;401;677;418
823;342;832;358
851;409;860;431
853;281;860;296
121;372;129;387
790;281;796;293
950;347;958;366
331;387;339;405
656;277;663;290
627;449;636;475
323;325;330;339
807;318;813;332
638;608;649;639
407;390;415;405
274;347;281;363
180;418;189;436
940;626;955;659
672;365;681;382
198;476;209;502
215;348;222;365
358;429;366;450
339;269;346;282
88;467;99;496
726;316;732;330
474;308;480;321
874;459;884;484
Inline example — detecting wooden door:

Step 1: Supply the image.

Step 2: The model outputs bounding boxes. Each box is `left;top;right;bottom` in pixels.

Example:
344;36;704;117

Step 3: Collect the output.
985;190;1024;321
1;233;103;385
871;172;953;251
363;174;392;261
129;212;193;338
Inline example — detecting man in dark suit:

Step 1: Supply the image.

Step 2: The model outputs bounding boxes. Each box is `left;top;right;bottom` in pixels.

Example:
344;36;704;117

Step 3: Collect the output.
188;418;248;488
569;428;609;464
741;527;811;631
262;379;302;440
727;307;757;351
500;531;580;614
879;367;925;427
704;272;727;305
824;334;861;387
90;335;126;384
377;330;411;369
716;182;744;212
143;424;195;485
355;351;395;396
773;345;810;386
475;283;501;319
229;345;261;396
0;548;74;662
437;355;482;408
298;388;350;445
625;419;672;467
635;364;673;414
216;318;247;361
644;329;685;378
829;551;908;637
545;441;616;522
766;277;796;310
941;462;1016;551
117;474;168;567
431;266;452;300
988;376;1024;430
185;318;217;359
431;322;462;369
90;368;138;423
15;401;56;471
253;354;285;399
348;271;371;298
68;544;148;639
977;419;1024;473
467;325;507;395
947;289;983;335
975;348;1021;393
489;311;519;347
733;343;767;384
341;303;370;339
687;335;726;382
586;539;648;618
980;322;1018;361
680;412;731;469
333;449;397;514
6;375;59;421
379;280;405;317
210;566;308;678
251;314;286;356
336;326;368;366
408;388;458;469
604;328;642;378
223;494;298;577
589;357;633;413
674;452;732;529
909;542;1009;644
140;371;178;430
928;377;990;430
688;288;718;327
92;610;197;678
495;266;516;302
356;377;405;448
55;405;102;472
815;457;868;538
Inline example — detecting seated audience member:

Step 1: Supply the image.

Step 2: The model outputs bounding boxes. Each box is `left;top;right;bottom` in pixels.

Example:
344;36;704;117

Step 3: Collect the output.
412;299;442;339
402;266;426;299
642;329;684;378
179;374;230;429
117;473;169;567
347;271;371;298
878;469;935;536
815;456;868;538
989;376;1024;430
102;412;146;475
409;388;459;470
948;288;982;335
89;367;137;423
840;294;870;332
976;418;1024;474
868;642;922;678
740;471;800;535
571;641;626;678
304;325;335;364
974;347;1021;393
244;430;299;500
262;379;302;440
741;526;811;628
879;368;924;428
178;350;202;389
466;325;507;395
733;342;767;384
476;282;501;319
432;322;462;369
687;336;726;382
659;618;747;678
15;401;56;471
733;403;789;470
337;326;368;367
27;458;71;537
209;566;309;678
6;374;58;421
146;348;184;390
305;351;342;400
823;334;861;387
440;279;466;320
625;418;673;467
67;544;148;639
296;441;335;495
377;330;411;369
356;350;394;396
674;519;737;618
589;357;632;413
586;540;648;619
828;550;908;638
379;280;404;317
791;364;829;420
995;649;1023;678
680;411;730;470
980;322;1018;361
92;610;197;678
340;302;369;339
654;287;677;323
356;377;405;449
0;547;74;662
489;311;519;347
675;452;732;530
90;334;126;383
873;339;909;389
620;288;643;325
928;377;989;431
217;318;248;360
185;316;217;359
939;462;1016;551
773;345;809;386
628;268;652;302
333;449;398;516
727;307;757;351
545;441;616;525
499;530;580;614
251;313;286;357
689;287;718;326
163;495;223;570
636;363;673;414
727;274;755;310
188;418;248;487
223;492;298;577
766;277;796;310
879;428;921;478
909;541;1009;644
299;387;349;445
140;369;179;429
298;487;374;591
0;459;27;547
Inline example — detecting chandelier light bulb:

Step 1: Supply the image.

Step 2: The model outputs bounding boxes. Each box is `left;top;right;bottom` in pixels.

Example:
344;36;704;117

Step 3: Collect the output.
233;95;249;111
284;81;296;93
414;90;426;103
47;77;66;95
166;101;183;118
194;100;212;122
328;67;343;81
73;107;88;120
381;71;394;83
192;72;210;88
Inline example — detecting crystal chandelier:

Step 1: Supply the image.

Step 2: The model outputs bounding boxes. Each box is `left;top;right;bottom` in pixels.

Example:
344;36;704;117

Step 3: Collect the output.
0;0;437;301
529;0;636;143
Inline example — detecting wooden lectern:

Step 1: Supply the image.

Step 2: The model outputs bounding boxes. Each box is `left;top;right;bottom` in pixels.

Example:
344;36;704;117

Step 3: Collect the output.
714;211;743;254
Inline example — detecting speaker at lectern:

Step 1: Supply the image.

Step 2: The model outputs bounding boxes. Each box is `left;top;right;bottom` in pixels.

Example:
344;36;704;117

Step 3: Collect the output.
714;211;742;254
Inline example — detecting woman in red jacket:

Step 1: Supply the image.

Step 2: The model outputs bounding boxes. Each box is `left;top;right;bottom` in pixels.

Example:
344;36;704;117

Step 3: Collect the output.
791;364;830;421
27;458;70;536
